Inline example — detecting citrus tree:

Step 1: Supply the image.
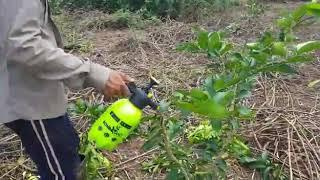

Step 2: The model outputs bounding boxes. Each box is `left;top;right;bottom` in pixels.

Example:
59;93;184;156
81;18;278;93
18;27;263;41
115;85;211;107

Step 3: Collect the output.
142;3;320;179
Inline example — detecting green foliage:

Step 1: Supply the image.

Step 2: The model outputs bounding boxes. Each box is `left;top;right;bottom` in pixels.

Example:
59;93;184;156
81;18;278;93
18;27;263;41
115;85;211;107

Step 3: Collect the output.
246;0;264;17
84;10;160;30
68;100;111;179
145;0;182;18
50;0;181;18
239;152;287;180
68;99;107;124
53;13;93;53
211;0;240;11
177;30;233;58
49;0;63;15
296;40;320;54
50;0;240;21
58;0;123;13
79;134;112;180
142;3;320;179
176;0;240;22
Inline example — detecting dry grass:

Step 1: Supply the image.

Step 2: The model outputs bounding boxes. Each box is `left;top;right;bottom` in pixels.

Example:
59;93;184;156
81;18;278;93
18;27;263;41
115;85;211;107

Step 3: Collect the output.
243;67;320;179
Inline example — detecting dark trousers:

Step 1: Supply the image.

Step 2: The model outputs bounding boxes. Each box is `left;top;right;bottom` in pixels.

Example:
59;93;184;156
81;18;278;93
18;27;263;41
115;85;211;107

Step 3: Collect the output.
5;114;81;180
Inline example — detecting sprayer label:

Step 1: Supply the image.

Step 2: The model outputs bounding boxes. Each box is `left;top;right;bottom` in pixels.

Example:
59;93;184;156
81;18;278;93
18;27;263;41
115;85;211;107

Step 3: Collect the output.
110;111;132;129
103;120;121;136
110;111;120;122
120;121;132;129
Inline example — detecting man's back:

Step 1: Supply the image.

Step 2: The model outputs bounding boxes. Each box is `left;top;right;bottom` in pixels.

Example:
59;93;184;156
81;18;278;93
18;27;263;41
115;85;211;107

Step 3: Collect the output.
0;0;17;121
0;0;70;123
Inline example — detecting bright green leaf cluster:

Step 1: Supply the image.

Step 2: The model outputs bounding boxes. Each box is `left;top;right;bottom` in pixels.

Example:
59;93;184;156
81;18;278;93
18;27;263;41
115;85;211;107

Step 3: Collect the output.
177;30;233;59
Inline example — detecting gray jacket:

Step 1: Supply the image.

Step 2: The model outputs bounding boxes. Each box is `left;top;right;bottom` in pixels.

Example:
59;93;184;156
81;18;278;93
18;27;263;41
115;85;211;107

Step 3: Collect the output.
0;0;110;123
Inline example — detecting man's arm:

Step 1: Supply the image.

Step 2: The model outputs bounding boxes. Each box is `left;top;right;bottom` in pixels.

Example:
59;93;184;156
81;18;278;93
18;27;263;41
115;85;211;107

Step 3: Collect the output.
1;0;109;92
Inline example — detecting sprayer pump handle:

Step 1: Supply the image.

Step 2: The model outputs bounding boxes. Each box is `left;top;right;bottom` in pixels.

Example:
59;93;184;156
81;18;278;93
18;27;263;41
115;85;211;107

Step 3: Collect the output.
127;82;138;94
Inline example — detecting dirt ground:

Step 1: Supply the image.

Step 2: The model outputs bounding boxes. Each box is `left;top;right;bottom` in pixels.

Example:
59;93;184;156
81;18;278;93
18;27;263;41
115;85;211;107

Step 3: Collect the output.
1;1;319;180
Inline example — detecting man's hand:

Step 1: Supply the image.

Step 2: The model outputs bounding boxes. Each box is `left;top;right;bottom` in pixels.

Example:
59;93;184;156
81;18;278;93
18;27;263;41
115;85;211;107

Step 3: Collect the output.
103;70;134;100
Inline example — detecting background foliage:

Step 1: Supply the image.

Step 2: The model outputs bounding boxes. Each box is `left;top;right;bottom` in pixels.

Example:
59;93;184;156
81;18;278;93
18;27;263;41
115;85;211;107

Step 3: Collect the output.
49;0;239;18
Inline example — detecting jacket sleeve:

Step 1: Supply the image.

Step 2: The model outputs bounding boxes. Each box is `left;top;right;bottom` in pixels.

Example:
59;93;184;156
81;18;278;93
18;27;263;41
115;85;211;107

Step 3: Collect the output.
3;0;109;92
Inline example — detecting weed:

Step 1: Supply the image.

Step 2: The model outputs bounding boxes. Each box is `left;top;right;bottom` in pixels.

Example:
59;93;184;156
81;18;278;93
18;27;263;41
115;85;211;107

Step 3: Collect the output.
49;0;63;15
212;0;240;12
50;0;240;21
180;0;240;22
246;0;264;17
53;13;94;53
83;10;161;30
68;100;112;179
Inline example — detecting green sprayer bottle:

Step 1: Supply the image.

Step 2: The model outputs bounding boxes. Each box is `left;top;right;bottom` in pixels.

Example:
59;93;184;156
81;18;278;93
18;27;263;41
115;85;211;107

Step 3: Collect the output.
88;78;159;151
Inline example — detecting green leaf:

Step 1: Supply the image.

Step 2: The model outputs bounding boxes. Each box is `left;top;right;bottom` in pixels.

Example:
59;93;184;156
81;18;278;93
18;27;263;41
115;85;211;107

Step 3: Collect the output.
271;42;287;57
233;52;244;60
296;40;320;54
260;32;275;46
286;54;313;63
168;119;183;139
261;151;269;161
166;168;179;180
213;91;234;106
237;78;255;99
230;118;240;129
246;42;260;50
215;159;227;176
175;90;189;97
250;52;268;63
305;3;320;16
143;127;161;150
237;106;254;119
229;138;250;157
262;166;272;180
174;91;186;100
159;101;170;112
211;119;222;132
308;79;320;87
205;77;216;97
238;89;251;99
277;17;293;30
239;156;257;164
220;43;233;55
198;31;209;49
190;88;208;101
292;4;307;22
177;99;229;119
284;33;297;42
212;74;239;91
240;157;268;169
208;32;222;51
213;78;226;91
176;42;200;53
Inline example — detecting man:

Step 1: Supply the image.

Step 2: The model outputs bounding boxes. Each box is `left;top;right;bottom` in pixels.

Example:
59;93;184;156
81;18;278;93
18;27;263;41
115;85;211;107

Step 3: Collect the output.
0;0;133;179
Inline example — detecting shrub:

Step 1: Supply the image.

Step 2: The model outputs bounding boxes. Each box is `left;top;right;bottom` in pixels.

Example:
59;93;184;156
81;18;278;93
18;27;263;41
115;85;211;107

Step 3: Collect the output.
50;0;240;19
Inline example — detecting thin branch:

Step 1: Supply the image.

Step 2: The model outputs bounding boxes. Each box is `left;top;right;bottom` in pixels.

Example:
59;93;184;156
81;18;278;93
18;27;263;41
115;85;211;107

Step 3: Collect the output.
160;117;192;180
